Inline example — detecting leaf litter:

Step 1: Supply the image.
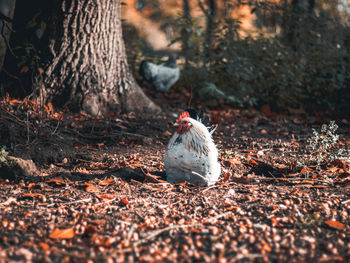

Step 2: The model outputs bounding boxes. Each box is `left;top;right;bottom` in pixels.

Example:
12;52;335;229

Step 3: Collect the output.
0;97;349;262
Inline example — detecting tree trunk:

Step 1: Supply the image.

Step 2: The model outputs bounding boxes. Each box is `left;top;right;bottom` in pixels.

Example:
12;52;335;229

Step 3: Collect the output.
199;0;216;65
33;0;159;116
0;0;16;72
182;0;191;68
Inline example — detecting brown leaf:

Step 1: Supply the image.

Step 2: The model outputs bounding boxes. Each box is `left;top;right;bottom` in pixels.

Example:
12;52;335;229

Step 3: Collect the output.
223;171;231;181
73;141;84;149
38;242;50;250
84;182;97;192
120;197;130;205
301;167;312;173
27;183;36;189
47;179;66;186
324;219;346;230
23;193;47;202
326;167;339;173
98;178;115;186
20;66;29;73
330;159;346;169
228;158;241;165
49;227;75;239
250;159;259;166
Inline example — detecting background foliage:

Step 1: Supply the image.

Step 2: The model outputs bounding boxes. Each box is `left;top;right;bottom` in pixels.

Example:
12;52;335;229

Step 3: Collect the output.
1;0;349;115
124;0;350;115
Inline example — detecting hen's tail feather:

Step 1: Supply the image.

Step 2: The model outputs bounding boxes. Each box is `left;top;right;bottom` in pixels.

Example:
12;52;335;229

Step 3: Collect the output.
185;108;217;134
139;61;153;81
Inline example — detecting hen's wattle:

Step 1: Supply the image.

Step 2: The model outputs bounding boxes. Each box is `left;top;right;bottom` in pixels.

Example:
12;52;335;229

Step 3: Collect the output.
164;111;221;186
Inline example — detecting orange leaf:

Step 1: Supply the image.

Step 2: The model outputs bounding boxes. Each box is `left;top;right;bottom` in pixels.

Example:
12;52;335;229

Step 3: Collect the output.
229;158;241;165
303;180;315;184
47;179;66;186
38;242;50;250
301;167;312;173
324;220;346;230
27;183;36;188
121;197;130;205
223;171;231;181
49;227;75;239
225;206;239;211
9;99;21;105
97;194;115;201
38;67;44;74
99;178;115;186
250;159;259;166
262;242;272;252
84;182;96;192
327;167;339;173
20;66;29;73
43;105;50;115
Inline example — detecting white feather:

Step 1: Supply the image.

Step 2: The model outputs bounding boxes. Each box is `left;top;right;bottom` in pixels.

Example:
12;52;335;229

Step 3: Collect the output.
164;118;221;186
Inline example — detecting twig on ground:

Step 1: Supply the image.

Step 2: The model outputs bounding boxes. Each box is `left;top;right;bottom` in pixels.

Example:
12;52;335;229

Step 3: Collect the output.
191;171;209;184
205;211;233;223
127;224;137;240
341;199;350;205
202;185;218;193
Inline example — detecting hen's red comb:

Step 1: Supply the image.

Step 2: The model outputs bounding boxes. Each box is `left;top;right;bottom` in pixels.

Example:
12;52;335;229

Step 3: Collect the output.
177;111;190;121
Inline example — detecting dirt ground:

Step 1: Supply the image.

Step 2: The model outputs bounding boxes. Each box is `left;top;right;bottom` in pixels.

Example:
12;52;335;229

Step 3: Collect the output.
0;92;349;262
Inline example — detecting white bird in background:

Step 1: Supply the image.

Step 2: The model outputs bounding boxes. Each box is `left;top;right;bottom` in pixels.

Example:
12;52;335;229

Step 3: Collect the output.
139;54;180;94
164;109;221;186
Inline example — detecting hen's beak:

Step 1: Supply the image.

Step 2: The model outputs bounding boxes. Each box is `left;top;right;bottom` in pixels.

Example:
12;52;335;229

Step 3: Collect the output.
173;122;179;126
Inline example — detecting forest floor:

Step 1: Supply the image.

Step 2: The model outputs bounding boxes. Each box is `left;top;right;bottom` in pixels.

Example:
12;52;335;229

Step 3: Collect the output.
0;90;349;263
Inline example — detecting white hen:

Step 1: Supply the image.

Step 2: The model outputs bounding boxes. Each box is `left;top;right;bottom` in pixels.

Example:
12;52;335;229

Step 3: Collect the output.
164;111;221;186
139;54;180;94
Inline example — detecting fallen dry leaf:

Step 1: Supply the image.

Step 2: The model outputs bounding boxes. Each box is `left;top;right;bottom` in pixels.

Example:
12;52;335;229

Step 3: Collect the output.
301;167;312;173
49;227;75;239
324;220;346;230
250;159;259;166
120;197;130;205
326;167;339;173
47;179;66;186
99;178;115;186
38;242;50;250
23;193;47;202
84;182;97;192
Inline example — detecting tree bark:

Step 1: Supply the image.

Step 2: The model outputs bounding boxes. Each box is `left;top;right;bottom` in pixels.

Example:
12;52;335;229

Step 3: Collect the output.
33;0;159;116
0;0;16;72
182;0;191;68
199;0;217;65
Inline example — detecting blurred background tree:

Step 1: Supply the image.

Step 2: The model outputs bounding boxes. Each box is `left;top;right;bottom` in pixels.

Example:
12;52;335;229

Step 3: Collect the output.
1;0;349;116
123;0;350;115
